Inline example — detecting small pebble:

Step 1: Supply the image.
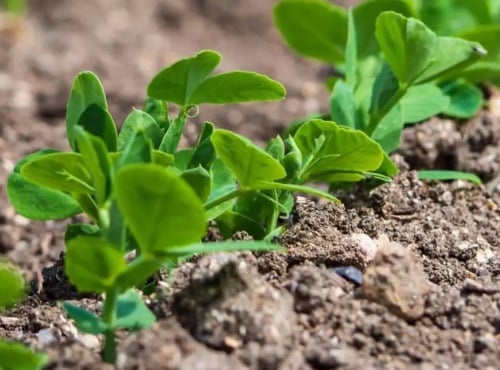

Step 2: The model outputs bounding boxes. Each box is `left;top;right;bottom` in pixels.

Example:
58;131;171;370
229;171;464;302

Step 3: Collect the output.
36;328;56;345
331;266;363;286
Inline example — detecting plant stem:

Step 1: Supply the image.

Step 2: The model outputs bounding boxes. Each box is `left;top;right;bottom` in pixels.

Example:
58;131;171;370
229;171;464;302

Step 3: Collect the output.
266;189;280;235
365;85;407;137
102;288;118;363
204;189;242;210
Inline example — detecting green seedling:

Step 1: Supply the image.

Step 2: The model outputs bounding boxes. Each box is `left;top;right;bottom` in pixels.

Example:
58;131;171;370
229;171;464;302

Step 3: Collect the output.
1;0;26;15
274;1;486;183
0;260;48;370
6;50;287;363
206;119;388;238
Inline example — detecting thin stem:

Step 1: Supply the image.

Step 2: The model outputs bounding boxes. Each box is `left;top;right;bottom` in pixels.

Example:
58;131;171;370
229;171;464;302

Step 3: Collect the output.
102;287;118;363
365;84;408;137
266;189;280;235
204;189;242;211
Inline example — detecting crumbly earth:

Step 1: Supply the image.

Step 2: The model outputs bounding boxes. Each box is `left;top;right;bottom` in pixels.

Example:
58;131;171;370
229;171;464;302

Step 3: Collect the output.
0;1;499;369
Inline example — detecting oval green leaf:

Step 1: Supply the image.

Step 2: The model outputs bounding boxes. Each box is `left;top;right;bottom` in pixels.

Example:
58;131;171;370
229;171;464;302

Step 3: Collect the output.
418;170;482;185
0;340;48;370
7;150;82;220
401;83;450;123
66;71;109;151
115;164;206;254
211;129;286;187
118;108;162;151
21;152;93;194
189;71;286;105
274;0;347;64
294;119;384;182
65;236;127;293
147;50;221;105
376;11;436;84
0;261;25;309
440;79;483;118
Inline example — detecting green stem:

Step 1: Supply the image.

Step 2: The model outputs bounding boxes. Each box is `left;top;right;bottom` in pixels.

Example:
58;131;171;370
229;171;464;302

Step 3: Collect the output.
365;84;408;137
102;287;118;363
266;189;280;235
204;189;242;211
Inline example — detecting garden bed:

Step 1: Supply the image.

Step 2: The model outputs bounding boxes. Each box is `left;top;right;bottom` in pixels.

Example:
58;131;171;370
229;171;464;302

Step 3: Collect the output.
0;1;498;369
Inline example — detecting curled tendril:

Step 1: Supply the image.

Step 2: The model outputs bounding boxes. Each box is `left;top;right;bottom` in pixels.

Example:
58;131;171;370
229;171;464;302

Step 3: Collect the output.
184;104;200;118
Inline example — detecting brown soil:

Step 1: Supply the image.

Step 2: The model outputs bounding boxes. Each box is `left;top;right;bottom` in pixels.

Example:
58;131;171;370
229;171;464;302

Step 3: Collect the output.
0;1;499;369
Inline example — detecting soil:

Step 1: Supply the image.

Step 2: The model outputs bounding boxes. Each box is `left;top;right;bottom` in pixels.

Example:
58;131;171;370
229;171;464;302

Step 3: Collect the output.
0;1;498;369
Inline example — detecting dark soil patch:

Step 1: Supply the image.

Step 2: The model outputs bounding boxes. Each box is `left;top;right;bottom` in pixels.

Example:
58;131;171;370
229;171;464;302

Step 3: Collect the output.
1;1;499;369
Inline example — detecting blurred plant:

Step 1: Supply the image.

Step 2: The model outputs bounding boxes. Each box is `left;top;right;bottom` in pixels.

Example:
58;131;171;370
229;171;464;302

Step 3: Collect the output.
0;260;48;370
2;0;27;15
274;0;484;183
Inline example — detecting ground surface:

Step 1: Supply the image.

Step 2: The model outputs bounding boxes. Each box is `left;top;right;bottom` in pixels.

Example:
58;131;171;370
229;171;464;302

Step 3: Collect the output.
0;1;499;369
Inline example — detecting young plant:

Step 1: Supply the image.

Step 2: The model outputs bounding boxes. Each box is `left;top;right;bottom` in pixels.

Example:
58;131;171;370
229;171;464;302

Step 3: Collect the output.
0;260;48;370
1;0;26;15
274;0;485;183
206;119;388;239
6;50;288;363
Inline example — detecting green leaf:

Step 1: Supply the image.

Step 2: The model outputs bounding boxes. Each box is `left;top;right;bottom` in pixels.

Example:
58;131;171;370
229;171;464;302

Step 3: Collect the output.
66;71;108;151
294;119;384;182
375;152;399;177
330;80;357;129
216;211;266;240
74;193;99;223
21;152;93;194
457;24;500;60
370;63;400;117
0;340;48;370
0;261;25;309
64;223;101;245
7;150;82;220
415;37;486;84
65;236;127;293
372;104;404;153
211;129;286;187
147;50;221;105
153;150;174;167
62;302;108;334
375;11;436;85
158;116;185;154
353;0;415;58
205;159;237;220
345;7;357;86
419;0;492;35
115;130;153;169
115;164;206;254
115;257;162;291
460;61;500;84
189;122;216;168
189;71;286;105
266;135;285;161
76;104;117;153
75;128;112;206
418;170;482;184
273;0;347;64
440;79;483;118
181;165;212;202
400;84;450;123
143;98;169;129
118;109;162;151
114;290;156;330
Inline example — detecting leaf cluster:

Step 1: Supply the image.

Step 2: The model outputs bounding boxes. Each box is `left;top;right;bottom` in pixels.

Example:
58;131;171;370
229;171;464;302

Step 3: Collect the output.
274;0;486;182
0;260;48;370
5;49;391;363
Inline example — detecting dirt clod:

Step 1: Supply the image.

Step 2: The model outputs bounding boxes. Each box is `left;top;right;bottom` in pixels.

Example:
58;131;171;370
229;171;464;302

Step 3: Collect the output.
362;237;430;321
